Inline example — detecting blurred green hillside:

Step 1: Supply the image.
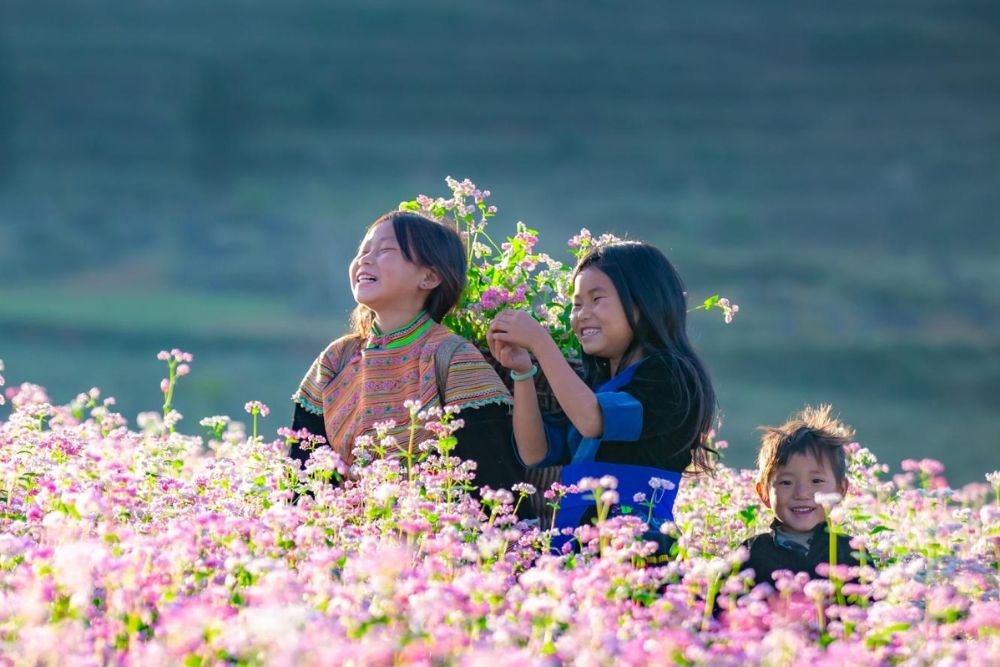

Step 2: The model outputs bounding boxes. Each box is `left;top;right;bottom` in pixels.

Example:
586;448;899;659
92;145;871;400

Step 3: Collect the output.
0;1;998;482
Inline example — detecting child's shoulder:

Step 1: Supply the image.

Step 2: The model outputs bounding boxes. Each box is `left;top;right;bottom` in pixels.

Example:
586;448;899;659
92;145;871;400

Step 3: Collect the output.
631;352;690;387
305;334;364;382
320;334;364;362
294;334;364;413
421;326;485;365
741;527;778;551
637;351;674;372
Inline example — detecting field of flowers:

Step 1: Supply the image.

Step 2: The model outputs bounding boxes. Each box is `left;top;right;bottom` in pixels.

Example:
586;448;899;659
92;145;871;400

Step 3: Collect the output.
0;353;998;666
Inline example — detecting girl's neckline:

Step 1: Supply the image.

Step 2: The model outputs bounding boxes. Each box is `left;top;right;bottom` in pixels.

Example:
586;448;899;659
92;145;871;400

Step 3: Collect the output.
368;311;433;350
610;350;645;378
598;355;646;391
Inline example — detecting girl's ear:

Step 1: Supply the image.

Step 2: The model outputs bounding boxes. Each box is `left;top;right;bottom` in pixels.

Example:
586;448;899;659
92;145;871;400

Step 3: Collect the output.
755;480;771;509
419;268;441;291
838;478;849;497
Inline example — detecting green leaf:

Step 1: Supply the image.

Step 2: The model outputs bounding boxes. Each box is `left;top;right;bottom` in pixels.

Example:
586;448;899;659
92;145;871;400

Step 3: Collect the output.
739;505;758;527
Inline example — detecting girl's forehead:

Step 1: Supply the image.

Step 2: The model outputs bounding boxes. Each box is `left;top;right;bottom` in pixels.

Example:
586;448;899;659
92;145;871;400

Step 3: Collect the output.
362;221;396;244
574;266;613;291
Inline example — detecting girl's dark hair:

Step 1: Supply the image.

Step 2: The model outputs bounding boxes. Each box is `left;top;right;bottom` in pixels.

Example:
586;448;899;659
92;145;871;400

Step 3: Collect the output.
350;211;467;337
572;241;718;472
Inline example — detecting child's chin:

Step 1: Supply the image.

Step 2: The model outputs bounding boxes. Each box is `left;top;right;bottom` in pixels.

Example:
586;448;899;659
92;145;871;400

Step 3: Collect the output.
782;516;822;533
352;292;378;308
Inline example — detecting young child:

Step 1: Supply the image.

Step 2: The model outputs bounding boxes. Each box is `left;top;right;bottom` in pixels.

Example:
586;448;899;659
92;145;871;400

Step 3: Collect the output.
487;240;716;535
290;211;529;502
742;404;860;585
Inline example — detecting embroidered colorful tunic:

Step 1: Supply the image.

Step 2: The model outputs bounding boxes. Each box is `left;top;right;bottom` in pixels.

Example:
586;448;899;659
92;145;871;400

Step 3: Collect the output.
293;311;511;465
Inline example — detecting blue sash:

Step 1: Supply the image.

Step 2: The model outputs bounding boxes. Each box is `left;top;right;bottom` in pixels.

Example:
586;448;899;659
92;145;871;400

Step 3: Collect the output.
555;462;681;532
543;357;683;553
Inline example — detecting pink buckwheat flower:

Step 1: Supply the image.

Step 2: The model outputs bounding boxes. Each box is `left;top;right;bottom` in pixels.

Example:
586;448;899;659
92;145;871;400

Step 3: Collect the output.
244;401;270;417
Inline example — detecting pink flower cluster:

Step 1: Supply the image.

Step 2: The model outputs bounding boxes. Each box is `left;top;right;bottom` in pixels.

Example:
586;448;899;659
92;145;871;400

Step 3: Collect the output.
478;284;530;312
0;368;997;665
244;401;270;418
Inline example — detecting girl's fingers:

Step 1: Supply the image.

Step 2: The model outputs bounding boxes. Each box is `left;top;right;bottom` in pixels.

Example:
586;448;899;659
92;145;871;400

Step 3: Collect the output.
487;335;503;358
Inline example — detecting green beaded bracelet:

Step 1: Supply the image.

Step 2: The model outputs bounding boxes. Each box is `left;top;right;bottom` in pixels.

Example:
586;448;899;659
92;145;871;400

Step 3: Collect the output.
510;364;539;382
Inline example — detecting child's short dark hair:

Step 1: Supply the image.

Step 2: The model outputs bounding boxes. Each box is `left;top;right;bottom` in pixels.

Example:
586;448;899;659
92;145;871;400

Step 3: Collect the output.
756;404;854;485
351;211;467;337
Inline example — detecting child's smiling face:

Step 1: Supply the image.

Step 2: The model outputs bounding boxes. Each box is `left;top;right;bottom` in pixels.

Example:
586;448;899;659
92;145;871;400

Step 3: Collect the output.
349;221;436;320
571;267;635;372
757;451;848;535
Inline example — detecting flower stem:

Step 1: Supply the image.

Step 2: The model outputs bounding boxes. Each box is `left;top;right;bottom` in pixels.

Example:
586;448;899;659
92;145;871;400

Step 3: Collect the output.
701;575;721;632
162;361;176;419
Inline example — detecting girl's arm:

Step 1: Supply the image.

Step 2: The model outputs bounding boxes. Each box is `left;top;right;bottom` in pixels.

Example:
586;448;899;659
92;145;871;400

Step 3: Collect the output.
489;309;603;439
486;329;549;466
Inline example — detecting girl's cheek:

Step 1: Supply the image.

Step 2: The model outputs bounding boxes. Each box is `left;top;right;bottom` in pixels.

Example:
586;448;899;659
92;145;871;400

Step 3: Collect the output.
605;303;628;327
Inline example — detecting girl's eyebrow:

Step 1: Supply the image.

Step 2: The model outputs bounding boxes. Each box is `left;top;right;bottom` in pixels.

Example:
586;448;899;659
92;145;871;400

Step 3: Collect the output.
359;234;394;250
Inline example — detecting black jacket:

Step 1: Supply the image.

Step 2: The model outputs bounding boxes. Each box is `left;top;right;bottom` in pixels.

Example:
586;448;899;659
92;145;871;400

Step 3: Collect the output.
742;520;859;586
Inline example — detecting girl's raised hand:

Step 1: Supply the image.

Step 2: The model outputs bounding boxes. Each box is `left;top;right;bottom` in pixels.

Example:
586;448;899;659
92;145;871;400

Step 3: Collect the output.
486;334;531;373
488;309;550;354
487;322;533;373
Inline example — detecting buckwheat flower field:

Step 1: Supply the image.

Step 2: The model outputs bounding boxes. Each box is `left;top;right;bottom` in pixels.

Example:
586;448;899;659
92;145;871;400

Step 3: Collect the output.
0;354;997;666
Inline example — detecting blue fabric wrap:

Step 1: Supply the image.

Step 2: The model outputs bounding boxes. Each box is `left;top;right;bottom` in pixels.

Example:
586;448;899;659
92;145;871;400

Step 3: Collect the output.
534;419;569;468
535;358;645;468
554;462;682;534
525;358;684;553
571;391;643;463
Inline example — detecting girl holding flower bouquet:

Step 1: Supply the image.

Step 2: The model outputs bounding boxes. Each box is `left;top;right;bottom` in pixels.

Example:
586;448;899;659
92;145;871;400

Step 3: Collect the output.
487;240;716;537
290;211;530;507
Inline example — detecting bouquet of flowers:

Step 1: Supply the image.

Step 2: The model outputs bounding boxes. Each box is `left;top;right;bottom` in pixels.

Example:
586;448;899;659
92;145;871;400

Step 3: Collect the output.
399;177;738;360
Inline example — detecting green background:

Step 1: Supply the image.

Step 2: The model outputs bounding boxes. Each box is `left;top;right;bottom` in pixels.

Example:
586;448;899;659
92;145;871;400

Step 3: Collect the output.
1;1;997;483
